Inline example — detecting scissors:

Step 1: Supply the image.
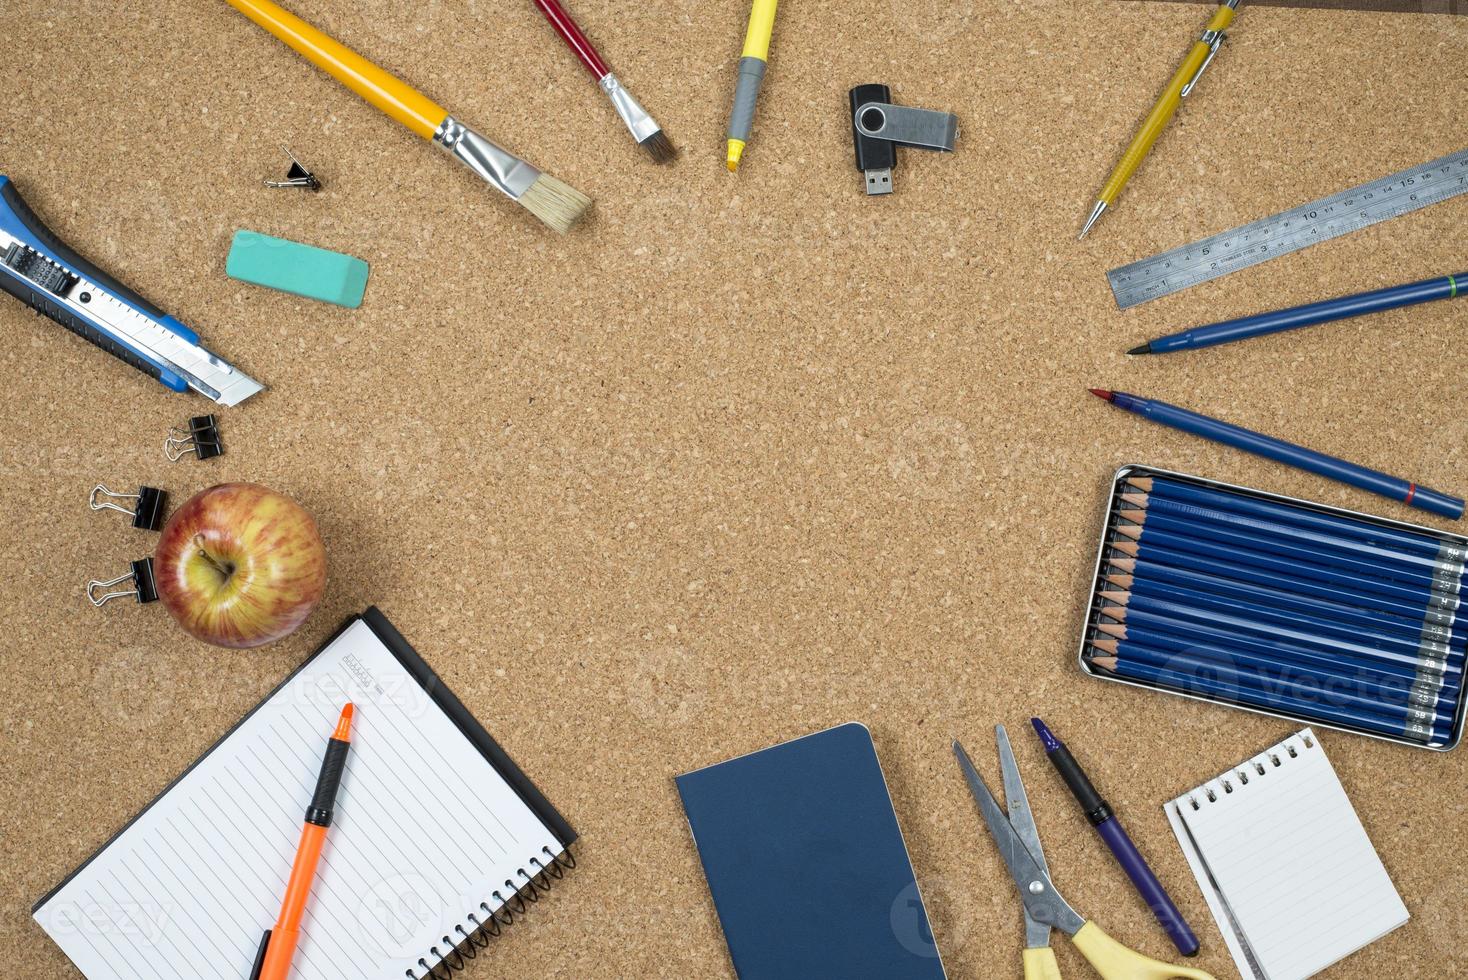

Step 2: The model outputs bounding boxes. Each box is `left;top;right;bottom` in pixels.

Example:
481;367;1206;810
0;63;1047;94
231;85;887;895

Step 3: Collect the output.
953;727;1216;980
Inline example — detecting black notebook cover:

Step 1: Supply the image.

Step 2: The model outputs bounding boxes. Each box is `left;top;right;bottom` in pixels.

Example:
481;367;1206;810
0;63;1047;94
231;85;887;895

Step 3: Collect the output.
33;607;575;970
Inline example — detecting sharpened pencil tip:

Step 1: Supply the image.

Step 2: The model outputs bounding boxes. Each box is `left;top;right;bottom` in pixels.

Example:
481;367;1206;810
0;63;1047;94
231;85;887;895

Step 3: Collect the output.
1127;343;1152;355
1088;388;1115;401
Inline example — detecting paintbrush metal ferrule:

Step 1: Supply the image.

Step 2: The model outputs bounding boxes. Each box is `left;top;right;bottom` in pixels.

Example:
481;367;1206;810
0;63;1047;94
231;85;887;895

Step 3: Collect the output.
599;73;662;144
433;115;541;201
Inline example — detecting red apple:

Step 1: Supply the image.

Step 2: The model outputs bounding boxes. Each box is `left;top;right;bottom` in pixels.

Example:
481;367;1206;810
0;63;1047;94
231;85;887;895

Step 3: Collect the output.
155;483;327;648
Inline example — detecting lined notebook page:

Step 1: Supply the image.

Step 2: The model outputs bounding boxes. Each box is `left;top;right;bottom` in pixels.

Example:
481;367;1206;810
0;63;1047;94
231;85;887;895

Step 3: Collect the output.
35;620;562;980
1168;729;1408;980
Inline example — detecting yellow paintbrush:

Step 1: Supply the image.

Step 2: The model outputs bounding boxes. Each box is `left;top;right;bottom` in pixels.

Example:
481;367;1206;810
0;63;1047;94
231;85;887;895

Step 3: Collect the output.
226;0;591;234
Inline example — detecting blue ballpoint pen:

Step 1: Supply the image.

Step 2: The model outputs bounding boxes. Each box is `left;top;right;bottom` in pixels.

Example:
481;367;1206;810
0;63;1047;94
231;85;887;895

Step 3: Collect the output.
1091;389;1465;520
1029;718;1200;957
1129;272;1465;355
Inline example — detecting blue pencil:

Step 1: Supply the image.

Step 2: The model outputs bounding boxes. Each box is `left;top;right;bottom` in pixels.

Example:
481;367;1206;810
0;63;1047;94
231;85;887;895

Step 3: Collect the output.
1129;272;1467;355
1094;618;1462;726
1091;389;1464;520
1110;532;1460;616
1133;476;1463;561
1091;648;1451;744
1093;623;1459;715
1119;492;1462;578
1102;587;1462;665
1091;639;1456;734
1116;511;1455;595
1096;603;1462;681
1107;562;1452;648
1108;550;1457;627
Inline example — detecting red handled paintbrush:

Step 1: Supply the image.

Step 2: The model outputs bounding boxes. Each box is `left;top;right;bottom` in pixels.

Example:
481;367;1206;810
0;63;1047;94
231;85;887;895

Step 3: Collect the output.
532;0;676;163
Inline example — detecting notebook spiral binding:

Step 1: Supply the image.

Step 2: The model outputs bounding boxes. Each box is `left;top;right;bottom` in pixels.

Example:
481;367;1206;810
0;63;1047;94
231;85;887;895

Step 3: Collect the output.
1185;733;1316;810
405;846;577;980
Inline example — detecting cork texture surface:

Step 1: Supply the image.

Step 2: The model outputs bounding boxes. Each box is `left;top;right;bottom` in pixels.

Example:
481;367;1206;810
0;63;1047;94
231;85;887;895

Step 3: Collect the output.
1;1;1465;977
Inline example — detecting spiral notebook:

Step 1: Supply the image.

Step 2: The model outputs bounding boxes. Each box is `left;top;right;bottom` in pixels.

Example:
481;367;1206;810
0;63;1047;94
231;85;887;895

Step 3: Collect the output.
1165;729;1408;980
33;608;576;980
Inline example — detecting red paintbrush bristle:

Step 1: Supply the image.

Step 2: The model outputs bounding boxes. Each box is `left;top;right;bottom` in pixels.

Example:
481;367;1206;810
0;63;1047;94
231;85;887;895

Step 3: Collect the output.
1088;388;1115;401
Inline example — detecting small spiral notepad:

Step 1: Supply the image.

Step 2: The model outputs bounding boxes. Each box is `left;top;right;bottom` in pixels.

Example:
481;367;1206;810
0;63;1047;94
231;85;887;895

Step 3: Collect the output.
1165;729;1408;980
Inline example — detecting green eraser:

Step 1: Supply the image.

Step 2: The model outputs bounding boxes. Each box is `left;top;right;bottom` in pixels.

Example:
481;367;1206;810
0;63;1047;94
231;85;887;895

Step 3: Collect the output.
226;230;369;309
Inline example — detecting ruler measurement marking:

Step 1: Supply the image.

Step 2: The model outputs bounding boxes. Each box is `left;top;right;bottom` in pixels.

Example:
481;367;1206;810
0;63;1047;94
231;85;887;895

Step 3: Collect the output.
1108;148;1468;308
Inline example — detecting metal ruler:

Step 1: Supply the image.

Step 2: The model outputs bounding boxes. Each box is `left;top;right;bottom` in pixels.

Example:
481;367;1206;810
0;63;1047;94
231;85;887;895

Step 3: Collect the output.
1107;147;1468;309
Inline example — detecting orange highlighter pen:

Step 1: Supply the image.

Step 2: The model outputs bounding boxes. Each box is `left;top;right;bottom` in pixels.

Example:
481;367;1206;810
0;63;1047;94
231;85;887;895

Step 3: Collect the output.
250;703;354;980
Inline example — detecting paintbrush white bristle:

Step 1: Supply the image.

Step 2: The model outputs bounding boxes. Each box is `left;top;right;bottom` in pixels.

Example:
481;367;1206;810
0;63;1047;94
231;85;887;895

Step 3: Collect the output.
517;173;592;234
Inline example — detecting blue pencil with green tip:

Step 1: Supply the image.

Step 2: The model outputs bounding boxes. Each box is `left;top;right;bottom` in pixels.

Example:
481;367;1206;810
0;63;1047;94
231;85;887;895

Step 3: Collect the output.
1129;272;1467;355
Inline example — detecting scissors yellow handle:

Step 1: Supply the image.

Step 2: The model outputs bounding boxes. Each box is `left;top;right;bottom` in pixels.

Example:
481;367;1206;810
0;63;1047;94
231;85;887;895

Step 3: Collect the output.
1024;946;1063;980
1071;921;1216;980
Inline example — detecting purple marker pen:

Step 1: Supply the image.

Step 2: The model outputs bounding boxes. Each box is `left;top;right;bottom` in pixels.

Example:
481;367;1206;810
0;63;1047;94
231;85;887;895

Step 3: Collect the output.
1030;717;1200;957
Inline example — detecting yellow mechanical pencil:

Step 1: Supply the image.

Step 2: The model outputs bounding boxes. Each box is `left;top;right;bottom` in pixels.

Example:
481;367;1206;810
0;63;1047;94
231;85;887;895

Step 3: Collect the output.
1080;0;1241;239
725;0;779;172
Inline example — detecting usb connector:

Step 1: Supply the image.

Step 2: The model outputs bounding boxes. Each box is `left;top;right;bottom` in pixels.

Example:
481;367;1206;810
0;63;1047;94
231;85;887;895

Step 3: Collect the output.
864;167;894;196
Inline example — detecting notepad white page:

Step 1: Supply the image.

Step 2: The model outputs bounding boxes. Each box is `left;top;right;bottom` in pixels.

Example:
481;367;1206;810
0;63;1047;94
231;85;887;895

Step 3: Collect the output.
1166;729;1408;980
34;620;564;980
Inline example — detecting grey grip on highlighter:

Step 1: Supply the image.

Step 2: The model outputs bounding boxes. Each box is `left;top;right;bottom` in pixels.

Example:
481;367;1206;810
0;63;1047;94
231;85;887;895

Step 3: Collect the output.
726;56;767;141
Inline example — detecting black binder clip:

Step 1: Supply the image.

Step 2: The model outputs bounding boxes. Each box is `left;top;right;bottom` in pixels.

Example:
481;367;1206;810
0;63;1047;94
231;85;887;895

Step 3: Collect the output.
89;484;167;531
87;558;158;607
264;147;322;191
166;414;223;461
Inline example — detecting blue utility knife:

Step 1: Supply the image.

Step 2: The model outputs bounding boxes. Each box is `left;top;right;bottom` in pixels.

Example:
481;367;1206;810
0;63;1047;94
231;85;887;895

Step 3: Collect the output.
0;175;263;406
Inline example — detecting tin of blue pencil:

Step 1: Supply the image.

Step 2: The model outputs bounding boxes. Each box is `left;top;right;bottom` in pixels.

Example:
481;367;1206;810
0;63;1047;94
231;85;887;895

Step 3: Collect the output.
1081;465;1468;751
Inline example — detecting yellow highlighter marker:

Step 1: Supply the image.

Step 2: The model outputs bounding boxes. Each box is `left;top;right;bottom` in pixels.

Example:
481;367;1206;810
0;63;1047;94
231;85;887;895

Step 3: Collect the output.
725;0;779;172
225;0;591;233
1080;0;1241;239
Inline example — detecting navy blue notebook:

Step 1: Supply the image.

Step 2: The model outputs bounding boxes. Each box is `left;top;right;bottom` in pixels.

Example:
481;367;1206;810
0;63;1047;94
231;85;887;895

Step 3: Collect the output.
676;723;948;979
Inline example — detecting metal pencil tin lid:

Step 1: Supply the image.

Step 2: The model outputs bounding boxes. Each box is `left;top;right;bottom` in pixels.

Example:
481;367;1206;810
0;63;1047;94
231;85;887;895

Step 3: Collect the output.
1079;464;1468;752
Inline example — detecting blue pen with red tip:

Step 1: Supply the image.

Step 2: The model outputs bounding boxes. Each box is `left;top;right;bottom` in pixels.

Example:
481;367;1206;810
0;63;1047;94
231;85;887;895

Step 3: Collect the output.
1090;388;1465;520
1030;717;1200;957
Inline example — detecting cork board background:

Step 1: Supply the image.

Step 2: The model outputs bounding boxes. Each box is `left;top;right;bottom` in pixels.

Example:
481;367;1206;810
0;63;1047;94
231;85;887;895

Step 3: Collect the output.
2;1;1465;977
